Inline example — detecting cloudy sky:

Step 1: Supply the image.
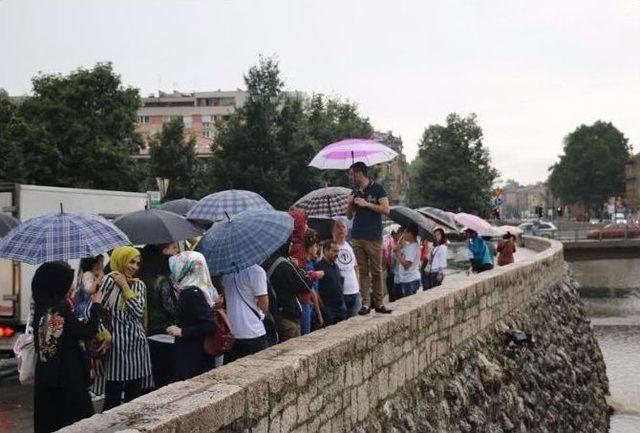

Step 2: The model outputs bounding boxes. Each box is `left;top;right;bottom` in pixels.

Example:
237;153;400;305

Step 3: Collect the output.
1;0;638;185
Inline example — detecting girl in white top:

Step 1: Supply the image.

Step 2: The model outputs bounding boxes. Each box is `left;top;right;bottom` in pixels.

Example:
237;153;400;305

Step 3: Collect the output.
393;225;422;297
426;228;448;289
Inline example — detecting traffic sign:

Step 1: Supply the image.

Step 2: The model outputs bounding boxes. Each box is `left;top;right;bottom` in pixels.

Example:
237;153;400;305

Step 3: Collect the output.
492;187;502;197
492;197;503;206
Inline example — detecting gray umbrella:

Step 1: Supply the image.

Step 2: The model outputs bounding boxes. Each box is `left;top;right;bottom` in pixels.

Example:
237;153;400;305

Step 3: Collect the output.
415;206;459;232
159;199;198;217
0;214;20;237
388;206;436;242
292;186;352;217
114;209;203;245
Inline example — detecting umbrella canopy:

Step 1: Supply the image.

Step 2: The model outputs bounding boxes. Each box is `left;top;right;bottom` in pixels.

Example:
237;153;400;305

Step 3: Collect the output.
309;139;398;170
0;214;20;237
454;213;503;237
308;216;334;240
114;209;203;245
0;212;129;265
187;190;273;222
292;186;352;217
499;225;523;236
159;198;198;217
196;210;294;275
415;207;459;232
388;206;436;242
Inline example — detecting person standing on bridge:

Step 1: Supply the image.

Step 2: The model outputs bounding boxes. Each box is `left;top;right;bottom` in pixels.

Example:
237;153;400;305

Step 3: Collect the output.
497;233;517;266
347;162;392;315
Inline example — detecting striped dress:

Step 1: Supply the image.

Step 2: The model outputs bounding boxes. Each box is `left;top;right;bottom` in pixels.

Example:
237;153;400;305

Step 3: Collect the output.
100;275;152;382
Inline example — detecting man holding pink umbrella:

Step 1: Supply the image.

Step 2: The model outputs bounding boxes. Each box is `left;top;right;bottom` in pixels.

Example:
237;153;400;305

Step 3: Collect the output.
347;162;392;315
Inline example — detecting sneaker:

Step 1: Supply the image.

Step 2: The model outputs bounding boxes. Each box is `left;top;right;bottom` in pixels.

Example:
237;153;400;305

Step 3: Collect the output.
358;306;371;316
374;305;393;314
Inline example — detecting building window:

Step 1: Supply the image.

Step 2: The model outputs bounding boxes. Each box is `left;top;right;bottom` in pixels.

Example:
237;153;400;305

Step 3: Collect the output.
163;115;177;123
137;115;150;124
183;115;192;128
202;130;214;139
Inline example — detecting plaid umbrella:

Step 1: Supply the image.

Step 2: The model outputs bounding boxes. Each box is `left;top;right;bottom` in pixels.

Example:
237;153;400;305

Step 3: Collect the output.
159;198;198;217
187;190;273;222
0;212;130;265
196;210;293;275
0;214;20;237
292;187;352;217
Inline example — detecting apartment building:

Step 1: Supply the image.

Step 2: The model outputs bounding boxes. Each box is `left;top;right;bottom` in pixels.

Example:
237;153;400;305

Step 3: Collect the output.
625;152;640;211
135;90;248;158
373;130;408;205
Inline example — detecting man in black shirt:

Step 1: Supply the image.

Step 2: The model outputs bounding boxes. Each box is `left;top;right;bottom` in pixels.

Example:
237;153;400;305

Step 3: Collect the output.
347;162;392;315
315;240;347;325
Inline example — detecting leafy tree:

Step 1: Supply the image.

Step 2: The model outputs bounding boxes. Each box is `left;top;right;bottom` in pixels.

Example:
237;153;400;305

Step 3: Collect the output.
1;63;143;190
548;121;631;214
149;118;202;200
409;113;498;215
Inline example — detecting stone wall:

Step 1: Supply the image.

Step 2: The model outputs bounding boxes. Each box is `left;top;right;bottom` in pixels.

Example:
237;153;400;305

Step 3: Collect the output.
61;238;609;433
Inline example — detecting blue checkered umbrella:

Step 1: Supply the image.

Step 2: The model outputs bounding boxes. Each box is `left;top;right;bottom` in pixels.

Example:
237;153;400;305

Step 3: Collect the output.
187;190;273;222
196;210;293;275
0;212;130;265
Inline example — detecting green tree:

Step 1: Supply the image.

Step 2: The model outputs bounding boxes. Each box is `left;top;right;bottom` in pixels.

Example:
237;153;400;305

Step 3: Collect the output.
3;63;143;190
149;118;202;200
409;113;498;215
0;95;26;183
548;121;631;214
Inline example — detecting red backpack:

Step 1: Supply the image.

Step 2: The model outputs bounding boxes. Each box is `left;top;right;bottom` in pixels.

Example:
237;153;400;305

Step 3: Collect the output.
203;305;235;357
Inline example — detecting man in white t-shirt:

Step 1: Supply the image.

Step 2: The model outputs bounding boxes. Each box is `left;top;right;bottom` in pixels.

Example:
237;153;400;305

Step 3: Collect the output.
333;217;362;317
393;224;422;297
221;264;269;363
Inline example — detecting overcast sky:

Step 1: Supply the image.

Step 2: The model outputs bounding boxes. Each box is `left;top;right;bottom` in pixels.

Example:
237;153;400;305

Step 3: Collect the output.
1;0;638;185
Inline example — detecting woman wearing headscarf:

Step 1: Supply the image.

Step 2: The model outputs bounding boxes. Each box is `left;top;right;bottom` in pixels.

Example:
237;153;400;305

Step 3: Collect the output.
139;243;179;389
100;246;152;410
165;251;217;381
32;261;103;433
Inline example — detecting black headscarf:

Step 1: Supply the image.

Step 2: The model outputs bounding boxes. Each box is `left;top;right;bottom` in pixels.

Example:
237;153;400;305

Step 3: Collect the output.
139;244;171;290
32;261;75;310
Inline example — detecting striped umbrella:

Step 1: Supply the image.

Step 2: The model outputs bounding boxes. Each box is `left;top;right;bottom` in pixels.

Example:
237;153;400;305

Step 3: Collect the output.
0;212;130;265
196;209;294;275
187;190;273;222
292;186;352;217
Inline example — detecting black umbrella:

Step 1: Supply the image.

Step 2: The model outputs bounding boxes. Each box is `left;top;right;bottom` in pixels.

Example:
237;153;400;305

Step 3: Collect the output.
114;209;203;245
159;199;198;217
415;206;459;232
0;214;20;237
308;216;334;240
388;206;436;242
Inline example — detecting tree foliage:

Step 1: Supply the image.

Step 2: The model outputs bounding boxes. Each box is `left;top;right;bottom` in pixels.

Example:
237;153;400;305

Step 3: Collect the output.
409;113;498;215
206;57;373;209
149;118;203;200
0;63;143;190
548;121;631;212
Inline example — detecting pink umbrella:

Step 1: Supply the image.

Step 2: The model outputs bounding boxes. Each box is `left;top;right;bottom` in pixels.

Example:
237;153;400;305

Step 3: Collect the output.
309;138;398;170
454;213;504;237
499;225;523;236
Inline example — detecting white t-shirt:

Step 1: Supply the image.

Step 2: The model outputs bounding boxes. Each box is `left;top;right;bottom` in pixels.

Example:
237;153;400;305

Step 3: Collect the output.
222;264;268;339
396;241;421;283
428;244;448;272
336;241;360;295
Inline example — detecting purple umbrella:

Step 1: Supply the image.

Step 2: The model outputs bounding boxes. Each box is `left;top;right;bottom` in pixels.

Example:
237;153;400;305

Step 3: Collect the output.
309;139;398;170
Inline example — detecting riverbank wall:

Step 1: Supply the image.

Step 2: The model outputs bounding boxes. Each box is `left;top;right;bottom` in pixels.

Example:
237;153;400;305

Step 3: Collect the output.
61;237;610;433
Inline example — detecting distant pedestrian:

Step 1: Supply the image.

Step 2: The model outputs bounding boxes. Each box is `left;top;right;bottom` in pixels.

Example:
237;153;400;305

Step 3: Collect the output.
32;261;103;433
315;240;347;325
393;225;422;297
222;264;270;363
302;231;324;334
425;228;448;289
165;251;217;381
332;217;362;317
497;233;517;266
347;162;392;315
100;246;152;410
466;229;494;273
419;238;430;291
383;228;399;302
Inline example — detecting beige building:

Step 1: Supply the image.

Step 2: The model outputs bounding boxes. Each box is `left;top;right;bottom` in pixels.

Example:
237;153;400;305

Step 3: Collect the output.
625;152;640;211
135;90;248;158
373;130;408;205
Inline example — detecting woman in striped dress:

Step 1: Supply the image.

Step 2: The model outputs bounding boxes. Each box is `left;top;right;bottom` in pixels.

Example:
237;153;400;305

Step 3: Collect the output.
100;246;152;410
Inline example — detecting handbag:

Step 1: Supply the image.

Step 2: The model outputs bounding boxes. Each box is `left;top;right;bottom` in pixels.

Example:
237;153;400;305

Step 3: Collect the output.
13;332;35;385
203;305;235;357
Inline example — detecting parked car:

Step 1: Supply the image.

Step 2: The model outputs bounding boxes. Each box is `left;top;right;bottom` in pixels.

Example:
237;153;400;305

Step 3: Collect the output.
518;220;558;238
613;213;627;224
587;223;640;239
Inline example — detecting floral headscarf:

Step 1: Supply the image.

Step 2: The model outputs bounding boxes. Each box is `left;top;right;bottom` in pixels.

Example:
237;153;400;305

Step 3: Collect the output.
169;251;217;305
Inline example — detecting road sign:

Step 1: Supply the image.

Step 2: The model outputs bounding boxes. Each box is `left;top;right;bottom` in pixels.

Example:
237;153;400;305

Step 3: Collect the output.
492;197;503;206
492;187;503;197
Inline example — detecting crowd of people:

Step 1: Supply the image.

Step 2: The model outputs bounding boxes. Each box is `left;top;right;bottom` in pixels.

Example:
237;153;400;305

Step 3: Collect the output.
28;161;519;433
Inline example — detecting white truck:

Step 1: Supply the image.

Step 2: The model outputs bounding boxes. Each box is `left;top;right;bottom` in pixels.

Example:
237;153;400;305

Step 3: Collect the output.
0;183;149;353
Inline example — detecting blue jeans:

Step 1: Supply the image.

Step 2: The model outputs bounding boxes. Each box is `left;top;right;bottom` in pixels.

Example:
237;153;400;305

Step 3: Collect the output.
300;303;313;335
324;304;347;326
400;280;420;297
344;293;363;318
